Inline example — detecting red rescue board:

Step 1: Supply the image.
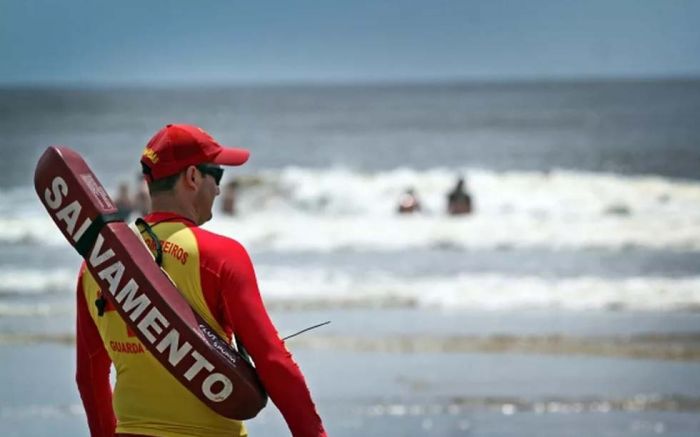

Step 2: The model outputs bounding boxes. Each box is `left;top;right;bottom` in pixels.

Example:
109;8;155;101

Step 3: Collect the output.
34;146;267;420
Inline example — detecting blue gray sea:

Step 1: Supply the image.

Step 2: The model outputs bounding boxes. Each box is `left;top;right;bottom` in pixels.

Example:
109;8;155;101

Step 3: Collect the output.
1;79;699;436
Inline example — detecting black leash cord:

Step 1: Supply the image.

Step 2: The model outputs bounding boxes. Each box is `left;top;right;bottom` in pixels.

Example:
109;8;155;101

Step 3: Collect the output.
135;217;163;266
282;321;331;341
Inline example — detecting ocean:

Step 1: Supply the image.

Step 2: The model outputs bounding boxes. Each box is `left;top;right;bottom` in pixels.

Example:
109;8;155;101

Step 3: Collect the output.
1;79;700;436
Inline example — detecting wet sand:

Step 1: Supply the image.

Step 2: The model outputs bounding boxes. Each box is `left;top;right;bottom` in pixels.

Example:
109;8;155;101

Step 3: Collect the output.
292;332;700;362
1;308;700;436
4;331;700;362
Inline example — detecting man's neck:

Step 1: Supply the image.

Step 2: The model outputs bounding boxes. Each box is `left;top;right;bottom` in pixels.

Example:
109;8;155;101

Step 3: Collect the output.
149;195;199;225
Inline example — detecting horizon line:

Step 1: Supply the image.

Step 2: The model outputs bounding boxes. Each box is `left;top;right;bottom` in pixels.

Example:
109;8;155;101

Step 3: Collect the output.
2;72;700;90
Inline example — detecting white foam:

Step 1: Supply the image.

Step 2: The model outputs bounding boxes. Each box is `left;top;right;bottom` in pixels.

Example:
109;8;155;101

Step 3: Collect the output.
5;167;700;251
0;216;67;245
1;264;699;312
0;303;73;317
255;266;700;312
0;403;84;419
0;268;76;296
237;166;700;218
209;167;700;251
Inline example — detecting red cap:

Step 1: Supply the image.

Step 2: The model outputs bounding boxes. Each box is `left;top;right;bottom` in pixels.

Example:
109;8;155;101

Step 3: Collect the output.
140;124;250;181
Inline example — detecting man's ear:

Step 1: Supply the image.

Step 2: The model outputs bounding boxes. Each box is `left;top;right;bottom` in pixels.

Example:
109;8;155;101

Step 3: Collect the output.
183;166;200;191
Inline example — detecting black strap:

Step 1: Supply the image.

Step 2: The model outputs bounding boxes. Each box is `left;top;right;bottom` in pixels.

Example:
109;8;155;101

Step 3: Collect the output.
95;216;158;317
95;294;107;316
76;212;123;317
135;218;163;266
75;212;124;258
132;216;253;367
236;336;252;365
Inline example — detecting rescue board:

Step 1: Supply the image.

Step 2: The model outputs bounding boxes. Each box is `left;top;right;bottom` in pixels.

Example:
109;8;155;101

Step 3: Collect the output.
34;146;267;420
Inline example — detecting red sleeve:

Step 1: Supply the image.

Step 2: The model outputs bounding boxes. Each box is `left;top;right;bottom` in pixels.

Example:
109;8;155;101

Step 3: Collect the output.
220;242;326;437
76;267;117;437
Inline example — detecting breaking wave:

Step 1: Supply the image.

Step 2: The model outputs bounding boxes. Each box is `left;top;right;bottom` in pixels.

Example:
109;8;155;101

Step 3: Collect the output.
4;167;699;252
2;265;699;313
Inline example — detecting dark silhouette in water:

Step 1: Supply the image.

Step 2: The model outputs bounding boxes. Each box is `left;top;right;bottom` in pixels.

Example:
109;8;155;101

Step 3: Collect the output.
134;175;151;216
114;182;134;220
447;177;473;215
221;179;240;215
397;187;421;214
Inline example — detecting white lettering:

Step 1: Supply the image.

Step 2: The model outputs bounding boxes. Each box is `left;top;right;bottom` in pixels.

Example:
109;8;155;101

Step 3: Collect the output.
114;278;151;321
72;217;93;243
55;200;81;236
156;329;192;366
44;176;68;210
43;175;241;409
137;306;168;343
97;261;124;294
202;373;233;402
88;234;115;267
184;351;214;381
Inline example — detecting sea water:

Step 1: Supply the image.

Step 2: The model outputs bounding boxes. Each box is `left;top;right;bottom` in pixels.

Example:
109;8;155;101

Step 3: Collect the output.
1;80;699;314
1;79;700;436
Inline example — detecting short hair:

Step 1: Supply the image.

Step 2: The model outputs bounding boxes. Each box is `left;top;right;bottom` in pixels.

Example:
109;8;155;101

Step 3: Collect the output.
147;172;182;195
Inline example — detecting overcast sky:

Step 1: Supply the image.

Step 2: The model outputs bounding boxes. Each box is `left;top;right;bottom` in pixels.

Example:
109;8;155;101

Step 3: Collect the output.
1;0;699;85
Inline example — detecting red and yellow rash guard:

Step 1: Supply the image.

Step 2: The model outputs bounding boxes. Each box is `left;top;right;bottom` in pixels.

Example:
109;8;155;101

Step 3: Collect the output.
76;212;326;437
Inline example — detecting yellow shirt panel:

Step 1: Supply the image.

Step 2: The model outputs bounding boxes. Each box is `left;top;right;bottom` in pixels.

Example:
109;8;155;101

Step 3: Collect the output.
143;221;227;339
81;228;245;437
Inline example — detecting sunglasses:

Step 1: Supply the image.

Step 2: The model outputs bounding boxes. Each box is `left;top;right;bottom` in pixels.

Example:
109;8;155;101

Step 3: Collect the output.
196;164;224;185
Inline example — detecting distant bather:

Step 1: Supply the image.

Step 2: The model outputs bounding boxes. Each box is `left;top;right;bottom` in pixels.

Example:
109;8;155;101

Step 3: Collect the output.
397;187;421;214
447;177;473;215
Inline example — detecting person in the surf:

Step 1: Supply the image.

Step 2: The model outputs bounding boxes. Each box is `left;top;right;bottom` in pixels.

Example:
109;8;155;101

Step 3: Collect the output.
447;176;473;215
397;187;422;214
113;182;134;220
133;174;151;216
220;178;240;215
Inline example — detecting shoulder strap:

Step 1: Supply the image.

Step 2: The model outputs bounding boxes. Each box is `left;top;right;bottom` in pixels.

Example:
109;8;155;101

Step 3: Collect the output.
134;218;163;266
75;212;124;258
